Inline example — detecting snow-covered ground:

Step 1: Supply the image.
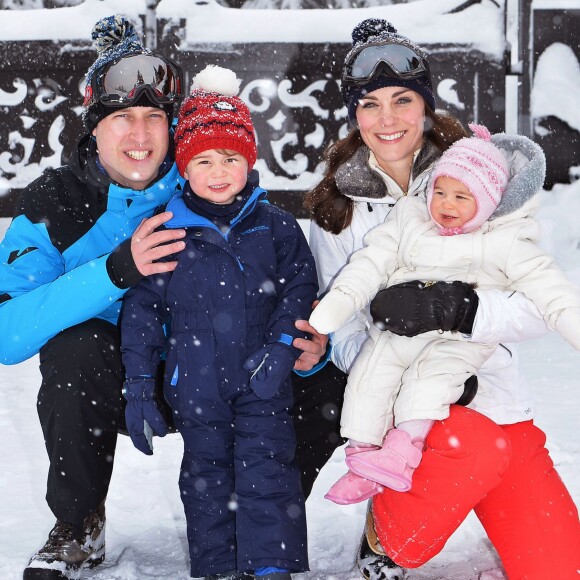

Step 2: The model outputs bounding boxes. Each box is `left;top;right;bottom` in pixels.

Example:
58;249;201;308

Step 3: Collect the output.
1;181;579;580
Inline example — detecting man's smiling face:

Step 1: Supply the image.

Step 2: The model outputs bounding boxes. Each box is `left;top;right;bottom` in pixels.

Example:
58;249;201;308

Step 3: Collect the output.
92;106;169;190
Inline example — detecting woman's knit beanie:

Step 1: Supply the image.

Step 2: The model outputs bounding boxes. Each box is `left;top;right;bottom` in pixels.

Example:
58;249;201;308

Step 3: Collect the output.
342;18;436;123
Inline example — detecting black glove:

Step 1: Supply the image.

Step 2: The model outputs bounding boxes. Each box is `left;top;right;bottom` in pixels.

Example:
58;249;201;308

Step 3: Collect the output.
456;375;478;407
370;280;478;337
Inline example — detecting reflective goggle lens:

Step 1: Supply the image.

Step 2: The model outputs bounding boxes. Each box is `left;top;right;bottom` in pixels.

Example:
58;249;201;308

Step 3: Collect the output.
96;54;182;105
343;43;428;84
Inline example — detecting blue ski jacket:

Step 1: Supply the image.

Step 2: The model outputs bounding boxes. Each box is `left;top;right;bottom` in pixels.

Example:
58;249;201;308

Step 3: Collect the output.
0;134;184;364
120;180;319;392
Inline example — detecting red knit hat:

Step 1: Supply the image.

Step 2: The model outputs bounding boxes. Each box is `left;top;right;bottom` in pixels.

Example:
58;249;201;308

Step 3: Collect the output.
427;123;509;235
174;65;257;176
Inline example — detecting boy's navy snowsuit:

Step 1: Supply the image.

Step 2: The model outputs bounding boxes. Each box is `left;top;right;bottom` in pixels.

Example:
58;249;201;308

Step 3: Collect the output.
121;175;317;577
0;134;182;525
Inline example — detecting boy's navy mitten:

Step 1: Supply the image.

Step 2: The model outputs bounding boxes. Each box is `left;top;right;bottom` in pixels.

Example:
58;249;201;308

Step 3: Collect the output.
122;378;168;455
243;337;299;399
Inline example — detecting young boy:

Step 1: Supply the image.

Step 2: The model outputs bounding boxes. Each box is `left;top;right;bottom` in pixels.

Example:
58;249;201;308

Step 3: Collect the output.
309;124;580;505
120;65;317;580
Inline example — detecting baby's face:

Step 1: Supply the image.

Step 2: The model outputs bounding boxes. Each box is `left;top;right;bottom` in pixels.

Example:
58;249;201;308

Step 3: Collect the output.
430;176;477;229
184;148;248;205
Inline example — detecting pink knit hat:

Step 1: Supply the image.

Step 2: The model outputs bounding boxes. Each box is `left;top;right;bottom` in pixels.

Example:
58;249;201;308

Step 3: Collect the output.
427;123;509;235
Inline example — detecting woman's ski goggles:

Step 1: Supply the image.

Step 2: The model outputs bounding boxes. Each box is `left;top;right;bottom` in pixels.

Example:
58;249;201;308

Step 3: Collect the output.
84;53;183;108
342;42;430;86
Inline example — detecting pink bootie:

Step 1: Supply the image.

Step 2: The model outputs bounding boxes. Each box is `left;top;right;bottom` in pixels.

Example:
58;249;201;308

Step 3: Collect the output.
347;429;423;492
325;470;383;505
324;445;383;505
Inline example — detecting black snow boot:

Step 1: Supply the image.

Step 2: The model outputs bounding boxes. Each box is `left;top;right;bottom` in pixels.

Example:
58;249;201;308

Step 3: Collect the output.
357;505;407;580
23;502;105;579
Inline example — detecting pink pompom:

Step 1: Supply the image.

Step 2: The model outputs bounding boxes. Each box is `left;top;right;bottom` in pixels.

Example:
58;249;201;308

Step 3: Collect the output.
468;123;492;142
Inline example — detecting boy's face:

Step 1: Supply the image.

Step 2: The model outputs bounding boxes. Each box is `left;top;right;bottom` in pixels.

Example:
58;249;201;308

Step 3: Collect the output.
430;176;477;229
92;106;169;191
184;149;249;205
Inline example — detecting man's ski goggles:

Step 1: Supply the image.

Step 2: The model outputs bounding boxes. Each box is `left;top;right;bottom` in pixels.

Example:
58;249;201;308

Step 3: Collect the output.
342;42;430;86
84;53;183;108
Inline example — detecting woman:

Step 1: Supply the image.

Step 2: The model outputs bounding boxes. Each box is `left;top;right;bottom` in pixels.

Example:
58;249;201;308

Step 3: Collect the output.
303;17;580;580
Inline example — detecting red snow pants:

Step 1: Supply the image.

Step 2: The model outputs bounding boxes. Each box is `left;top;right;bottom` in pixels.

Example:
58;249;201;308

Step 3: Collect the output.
372;405;580;579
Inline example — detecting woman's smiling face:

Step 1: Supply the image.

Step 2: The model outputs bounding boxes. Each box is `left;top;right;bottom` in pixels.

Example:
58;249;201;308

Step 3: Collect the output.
355;86;426;176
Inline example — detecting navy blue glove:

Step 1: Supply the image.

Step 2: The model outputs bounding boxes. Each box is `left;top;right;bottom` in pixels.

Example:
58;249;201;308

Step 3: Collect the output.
243;339;298;399
122;378;168;455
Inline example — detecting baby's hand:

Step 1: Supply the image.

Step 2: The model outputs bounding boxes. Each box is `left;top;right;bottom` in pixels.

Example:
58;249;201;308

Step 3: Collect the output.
309;290;357;335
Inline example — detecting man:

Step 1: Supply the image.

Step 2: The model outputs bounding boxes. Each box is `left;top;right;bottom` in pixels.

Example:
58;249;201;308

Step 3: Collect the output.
0;15;188;579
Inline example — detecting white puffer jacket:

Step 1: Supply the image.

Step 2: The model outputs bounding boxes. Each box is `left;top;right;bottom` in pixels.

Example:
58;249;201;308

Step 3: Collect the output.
309;135;554;426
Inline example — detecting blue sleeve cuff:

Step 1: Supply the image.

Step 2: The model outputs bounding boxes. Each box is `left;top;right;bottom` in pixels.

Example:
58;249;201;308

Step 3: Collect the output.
277;332;294;346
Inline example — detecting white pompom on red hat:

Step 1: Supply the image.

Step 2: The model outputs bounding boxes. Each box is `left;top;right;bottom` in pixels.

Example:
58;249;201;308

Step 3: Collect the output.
427;123;509;234
190;64;241;96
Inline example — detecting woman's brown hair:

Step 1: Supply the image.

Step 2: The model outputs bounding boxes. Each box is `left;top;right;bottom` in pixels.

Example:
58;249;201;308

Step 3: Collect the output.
304;107;469;234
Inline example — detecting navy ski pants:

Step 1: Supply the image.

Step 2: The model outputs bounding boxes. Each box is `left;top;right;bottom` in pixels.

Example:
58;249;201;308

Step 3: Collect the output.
168;376;308;577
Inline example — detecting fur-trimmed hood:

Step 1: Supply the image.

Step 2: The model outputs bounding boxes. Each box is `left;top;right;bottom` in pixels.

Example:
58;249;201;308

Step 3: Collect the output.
489;132;546;220
335;145;386;200
334;141;440;202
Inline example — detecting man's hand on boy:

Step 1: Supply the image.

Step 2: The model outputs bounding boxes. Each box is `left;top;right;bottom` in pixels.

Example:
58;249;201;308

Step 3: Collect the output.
131;211;186;276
